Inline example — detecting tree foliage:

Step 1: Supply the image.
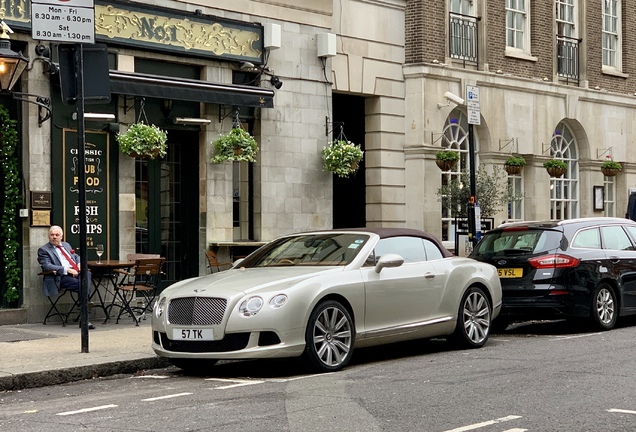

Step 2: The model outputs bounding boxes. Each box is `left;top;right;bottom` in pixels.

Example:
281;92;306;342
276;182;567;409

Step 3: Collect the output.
436;165;523;219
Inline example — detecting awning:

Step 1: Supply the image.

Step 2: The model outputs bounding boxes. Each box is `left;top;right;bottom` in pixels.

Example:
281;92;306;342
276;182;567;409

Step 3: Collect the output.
109;71;274;108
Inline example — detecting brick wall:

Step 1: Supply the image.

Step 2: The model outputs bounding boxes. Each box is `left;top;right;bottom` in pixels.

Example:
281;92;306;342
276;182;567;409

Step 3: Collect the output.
405;0;446;64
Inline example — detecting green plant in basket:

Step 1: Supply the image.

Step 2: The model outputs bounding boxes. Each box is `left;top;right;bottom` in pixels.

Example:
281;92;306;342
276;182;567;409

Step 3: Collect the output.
435;150;460;162
504;155;526;167
211;127;259;163
117;122;168;159
543;159;567;170
322;139;364;178
601;157;622;170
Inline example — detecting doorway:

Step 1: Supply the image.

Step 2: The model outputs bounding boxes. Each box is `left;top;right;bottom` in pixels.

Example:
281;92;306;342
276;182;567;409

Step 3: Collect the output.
332;93;366;228
135;129;200;289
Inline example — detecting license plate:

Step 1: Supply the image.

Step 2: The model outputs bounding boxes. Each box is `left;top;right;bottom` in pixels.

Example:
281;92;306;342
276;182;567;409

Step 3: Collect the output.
498;268;522;278
173;328;214;340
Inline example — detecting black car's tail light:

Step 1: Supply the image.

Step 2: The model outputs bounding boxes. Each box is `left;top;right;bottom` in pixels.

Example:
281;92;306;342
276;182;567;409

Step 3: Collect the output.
528;254;580;269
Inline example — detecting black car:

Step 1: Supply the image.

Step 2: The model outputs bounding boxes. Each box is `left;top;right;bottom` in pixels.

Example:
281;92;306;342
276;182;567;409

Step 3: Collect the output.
469;217;636;330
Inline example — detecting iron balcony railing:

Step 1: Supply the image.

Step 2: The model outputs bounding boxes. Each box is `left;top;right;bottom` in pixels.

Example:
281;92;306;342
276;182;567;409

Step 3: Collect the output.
449;13;480;65
557;35;581;85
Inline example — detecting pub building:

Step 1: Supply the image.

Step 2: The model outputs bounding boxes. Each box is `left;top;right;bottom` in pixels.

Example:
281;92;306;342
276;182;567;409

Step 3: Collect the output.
0;0;379;324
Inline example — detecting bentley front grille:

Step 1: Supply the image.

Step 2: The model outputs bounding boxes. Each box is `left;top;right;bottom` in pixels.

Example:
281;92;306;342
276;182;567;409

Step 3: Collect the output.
168;297;227;326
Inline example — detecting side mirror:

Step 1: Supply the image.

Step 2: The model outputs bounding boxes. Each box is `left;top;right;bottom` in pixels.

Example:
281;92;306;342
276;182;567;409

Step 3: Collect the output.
375;253;404;273
233;258;244;267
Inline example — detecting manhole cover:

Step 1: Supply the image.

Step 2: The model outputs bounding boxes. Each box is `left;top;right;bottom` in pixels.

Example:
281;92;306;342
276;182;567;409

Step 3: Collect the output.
0;328;60;343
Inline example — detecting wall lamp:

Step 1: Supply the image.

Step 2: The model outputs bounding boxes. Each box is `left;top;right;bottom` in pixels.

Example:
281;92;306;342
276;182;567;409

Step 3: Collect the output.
172;117;211;125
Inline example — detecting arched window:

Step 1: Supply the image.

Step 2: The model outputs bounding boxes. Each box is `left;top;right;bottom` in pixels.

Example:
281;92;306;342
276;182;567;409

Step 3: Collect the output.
549;122;579;220
440;111;472;241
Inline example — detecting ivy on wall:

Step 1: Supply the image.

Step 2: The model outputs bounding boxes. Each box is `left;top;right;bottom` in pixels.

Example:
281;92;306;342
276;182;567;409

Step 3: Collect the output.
0;105;21;304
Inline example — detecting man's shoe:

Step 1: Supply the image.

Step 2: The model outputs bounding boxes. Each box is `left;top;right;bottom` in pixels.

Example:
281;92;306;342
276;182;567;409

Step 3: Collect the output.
79;322;96;330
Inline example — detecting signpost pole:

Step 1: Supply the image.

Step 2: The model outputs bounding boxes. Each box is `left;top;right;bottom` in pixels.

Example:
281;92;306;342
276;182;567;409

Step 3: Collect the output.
75;44;89;352
466;85;480;247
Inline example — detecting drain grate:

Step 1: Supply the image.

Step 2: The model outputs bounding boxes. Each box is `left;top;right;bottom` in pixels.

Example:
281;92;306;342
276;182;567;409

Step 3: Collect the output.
0;328;60;343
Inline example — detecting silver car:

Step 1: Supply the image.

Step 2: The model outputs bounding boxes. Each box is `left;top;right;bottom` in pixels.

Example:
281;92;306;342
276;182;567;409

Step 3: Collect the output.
152;228;502;372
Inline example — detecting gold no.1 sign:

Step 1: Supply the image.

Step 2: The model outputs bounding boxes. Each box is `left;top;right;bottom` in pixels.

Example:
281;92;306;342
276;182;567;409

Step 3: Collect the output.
31;0;95;44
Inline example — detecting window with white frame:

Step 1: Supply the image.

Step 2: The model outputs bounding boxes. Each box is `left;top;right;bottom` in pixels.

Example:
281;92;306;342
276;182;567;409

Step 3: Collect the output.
440;111;472;243
556;0;576;38
549;122;579;220
507;174;524;222
602;0;621;69
604;175;616;217
506;0;530;52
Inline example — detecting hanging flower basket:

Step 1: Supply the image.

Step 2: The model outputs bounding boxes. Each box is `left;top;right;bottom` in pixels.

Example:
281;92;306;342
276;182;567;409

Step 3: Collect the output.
543;159;567;177
211;127;259;163
601;157;622;177
322;139;364;178
503;155;526;175
116;122;168;160
435;150;459;171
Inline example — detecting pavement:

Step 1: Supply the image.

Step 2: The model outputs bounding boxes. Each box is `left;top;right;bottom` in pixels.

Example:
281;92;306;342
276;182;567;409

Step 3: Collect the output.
0;316;170;391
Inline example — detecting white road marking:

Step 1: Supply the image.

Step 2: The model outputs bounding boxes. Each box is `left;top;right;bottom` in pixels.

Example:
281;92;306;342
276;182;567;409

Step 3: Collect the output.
441;415;523;432
503;429;528;432
268;373;332;382
56;404;118;416
142;392;192;401
205;378;265;389
549;333;601;341
132;375;170;379
608;408;636;415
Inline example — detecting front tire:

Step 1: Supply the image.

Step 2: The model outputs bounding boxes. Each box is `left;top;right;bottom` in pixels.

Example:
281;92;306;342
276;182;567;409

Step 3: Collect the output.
448;286;492;348
303;300;355;372
590;283;617;331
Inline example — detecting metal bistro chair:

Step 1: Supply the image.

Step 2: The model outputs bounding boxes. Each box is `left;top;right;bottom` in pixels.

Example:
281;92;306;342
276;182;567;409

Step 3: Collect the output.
40;270;80;326
112;257;165;326
205;249;233;273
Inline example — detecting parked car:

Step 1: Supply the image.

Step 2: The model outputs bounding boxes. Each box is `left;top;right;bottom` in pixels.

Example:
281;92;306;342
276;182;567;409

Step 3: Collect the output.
469;217;636;331
152;228;502;373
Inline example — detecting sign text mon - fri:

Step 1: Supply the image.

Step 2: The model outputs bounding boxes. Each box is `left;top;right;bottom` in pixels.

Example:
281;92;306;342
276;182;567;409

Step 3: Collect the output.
31;0;95;43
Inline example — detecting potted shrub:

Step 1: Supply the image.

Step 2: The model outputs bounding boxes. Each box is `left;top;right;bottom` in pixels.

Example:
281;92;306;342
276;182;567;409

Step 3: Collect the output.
435;150;459;171
211;127;259;163
503;155;526;175
601;157;622;177
543;159;568;177
116;122;168;159
321;139;364;178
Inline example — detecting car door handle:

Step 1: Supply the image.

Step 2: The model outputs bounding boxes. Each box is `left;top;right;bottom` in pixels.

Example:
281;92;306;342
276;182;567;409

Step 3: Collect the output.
609;256;620;264
424;273;435;279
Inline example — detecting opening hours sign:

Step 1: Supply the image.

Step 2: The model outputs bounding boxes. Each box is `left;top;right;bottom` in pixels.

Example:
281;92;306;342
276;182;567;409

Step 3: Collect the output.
31;0;95;43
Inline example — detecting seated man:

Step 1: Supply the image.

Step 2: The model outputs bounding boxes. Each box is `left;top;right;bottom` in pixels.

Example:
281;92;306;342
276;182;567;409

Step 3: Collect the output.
38;225;94;329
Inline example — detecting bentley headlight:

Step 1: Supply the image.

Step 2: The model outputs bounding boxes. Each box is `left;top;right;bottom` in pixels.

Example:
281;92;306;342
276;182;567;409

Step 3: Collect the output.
155;297;166;318
268;294;288;309
238;296;263;317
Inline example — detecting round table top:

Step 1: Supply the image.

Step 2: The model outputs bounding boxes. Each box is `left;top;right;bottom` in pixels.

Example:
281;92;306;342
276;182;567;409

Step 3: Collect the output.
87;260;134;269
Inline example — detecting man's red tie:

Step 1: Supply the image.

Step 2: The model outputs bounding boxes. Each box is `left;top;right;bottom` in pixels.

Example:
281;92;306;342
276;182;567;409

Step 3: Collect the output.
57;245;79;272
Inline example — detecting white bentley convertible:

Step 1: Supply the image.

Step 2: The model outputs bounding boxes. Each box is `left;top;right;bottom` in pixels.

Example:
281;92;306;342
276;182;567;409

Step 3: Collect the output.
152;228;502;372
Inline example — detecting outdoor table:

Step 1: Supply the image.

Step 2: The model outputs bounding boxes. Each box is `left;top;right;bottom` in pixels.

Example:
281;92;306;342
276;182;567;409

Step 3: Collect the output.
88;260;134;323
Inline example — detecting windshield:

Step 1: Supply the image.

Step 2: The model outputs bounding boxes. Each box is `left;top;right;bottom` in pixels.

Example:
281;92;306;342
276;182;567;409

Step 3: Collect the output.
470;228;563;258
240;233;371;268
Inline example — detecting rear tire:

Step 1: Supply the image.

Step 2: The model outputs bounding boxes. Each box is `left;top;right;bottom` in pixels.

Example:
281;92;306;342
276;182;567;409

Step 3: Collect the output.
590;283;617;331
448;287;492;348
303;300;355;372
169;358;218;374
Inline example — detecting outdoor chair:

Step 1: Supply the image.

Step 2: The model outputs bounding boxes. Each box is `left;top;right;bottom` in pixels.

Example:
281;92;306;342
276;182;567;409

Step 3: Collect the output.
40;270;80;326
205;250;233;273
112;257;165;326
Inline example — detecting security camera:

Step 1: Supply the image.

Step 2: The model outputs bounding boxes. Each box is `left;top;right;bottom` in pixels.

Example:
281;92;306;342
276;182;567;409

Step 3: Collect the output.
444;91;465;106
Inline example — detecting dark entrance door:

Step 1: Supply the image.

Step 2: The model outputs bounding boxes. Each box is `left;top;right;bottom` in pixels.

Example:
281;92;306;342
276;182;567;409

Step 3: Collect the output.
332;93;366;228
135;129;199;289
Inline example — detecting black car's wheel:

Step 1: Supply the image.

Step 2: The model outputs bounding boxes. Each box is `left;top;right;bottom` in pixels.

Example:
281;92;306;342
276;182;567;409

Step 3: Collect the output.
169;358;218;374
448;286;492;348
590;283;617;331
303;300;355;372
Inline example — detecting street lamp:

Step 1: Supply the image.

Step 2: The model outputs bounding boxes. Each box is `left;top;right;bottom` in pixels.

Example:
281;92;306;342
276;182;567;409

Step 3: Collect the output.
0;21;28;92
